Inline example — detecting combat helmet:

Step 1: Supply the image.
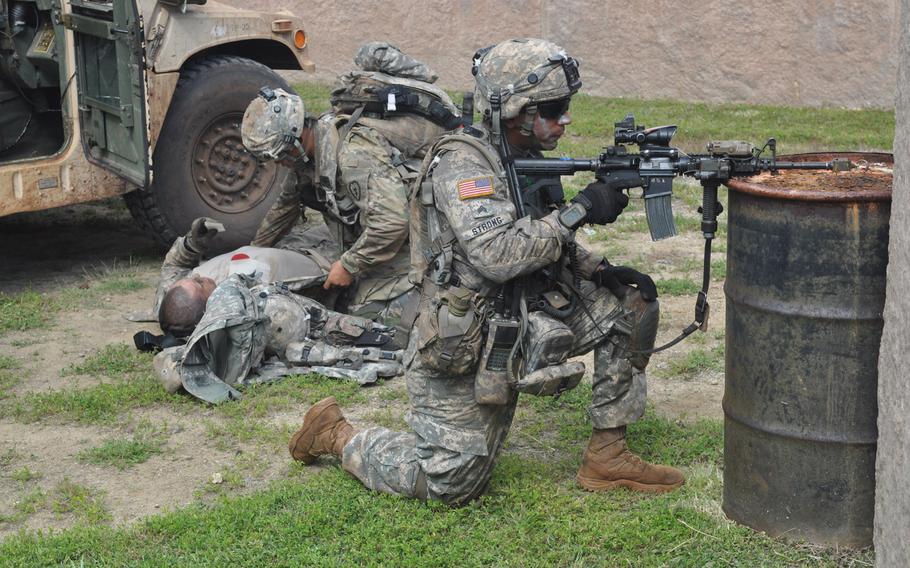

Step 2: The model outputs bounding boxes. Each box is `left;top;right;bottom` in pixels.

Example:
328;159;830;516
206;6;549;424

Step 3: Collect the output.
241;87;307;163
472;38;581;136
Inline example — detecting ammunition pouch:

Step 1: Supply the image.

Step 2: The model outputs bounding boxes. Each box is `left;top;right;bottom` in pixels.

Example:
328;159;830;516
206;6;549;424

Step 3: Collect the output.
414;286;484;377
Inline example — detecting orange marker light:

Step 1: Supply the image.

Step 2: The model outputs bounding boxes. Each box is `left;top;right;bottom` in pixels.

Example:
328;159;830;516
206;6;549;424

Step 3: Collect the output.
294;29;306;49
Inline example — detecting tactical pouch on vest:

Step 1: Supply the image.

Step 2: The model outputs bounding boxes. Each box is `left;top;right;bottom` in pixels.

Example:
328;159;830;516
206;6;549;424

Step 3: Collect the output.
474;314;520;405
436;287;476;366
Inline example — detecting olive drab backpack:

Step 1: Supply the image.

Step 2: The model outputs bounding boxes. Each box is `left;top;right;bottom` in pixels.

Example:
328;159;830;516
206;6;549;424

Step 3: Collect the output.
330;42;462;132
315;43;463;231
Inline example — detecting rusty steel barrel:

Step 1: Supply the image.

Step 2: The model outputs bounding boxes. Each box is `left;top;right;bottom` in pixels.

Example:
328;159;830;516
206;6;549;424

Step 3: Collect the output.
722;152;892;547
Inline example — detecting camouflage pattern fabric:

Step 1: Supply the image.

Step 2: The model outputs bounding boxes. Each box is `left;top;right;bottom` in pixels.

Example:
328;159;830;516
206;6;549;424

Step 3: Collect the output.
353;41;438;83
340;126;650;505
473;38;580;121
335;124;415;304
254;116;428;334
250;167;312;248
241;88;305;161
347;287;420;350
156;276;401;403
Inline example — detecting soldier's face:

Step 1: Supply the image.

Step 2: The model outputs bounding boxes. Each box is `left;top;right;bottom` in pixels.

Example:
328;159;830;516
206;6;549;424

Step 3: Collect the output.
195;275;217;299
532;111;571;150
178;275;216;301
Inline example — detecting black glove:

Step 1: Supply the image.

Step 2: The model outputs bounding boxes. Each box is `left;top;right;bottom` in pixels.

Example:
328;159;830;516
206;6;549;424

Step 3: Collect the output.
571;181;629;225
594;262;658;302
185;217;224;253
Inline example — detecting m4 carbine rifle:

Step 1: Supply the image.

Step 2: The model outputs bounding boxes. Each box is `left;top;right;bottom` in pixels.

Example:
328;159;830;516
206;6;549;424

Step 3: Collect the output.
512;114;855;350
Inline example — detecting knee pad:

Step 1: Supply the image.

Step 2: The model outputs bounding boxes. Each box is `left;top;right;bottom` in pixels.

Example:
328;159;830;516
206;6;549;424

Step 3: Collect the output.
624;291;660;370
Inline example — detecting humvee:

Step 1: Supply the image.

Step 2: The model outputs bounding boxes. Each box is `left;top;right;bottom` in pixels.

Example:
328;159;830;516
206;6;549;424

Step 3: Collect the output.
0;0;314;250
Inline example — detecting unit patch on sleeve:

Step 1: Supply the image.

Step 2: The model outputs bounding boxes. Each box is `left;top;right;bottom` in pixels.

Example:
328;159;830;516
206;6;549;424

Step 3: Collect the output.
469;215;505;238
457;176;495;200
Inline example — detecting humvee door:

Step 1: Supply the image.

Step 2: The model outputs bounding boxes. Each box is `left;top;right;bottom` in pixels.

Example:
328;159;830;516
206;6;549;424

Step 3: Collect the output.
64;0;150;187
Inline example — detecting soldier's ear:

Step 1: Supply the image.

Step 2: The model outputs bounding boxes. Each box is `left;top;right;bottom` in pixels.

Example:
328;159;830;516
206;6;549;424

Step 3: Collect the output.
502;115;524;130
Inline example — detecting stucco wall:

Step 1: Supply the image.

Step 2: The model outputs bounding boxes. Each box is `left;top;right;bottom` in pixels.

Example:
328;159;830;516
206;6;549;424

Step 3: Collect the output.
874;0;910;564
235;0;899;108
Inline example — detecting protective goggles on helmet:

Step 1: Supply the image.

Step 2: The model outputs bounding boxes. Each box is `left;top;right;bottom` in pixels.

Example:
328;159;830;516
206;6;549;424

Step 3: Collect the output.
537;98;571;119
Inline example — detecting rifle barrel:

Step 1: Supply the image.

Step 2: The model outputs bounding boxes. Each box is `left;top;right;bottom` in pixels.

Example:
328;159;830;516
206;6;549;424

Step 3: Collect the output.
764;161;839;170
512;158;599;176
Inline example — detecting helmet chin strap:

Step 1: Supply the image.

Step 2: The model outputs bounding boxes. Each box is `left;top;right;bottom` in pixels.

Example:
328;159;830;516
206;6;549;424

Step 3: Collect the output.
520;103;537;138
490;88;503;147
291;138;310;166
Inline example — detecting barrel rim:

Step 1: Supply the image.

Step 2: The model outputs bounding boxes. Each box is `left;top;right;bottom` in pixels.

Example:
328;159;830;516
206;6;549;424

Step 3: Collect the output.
726;152;893;203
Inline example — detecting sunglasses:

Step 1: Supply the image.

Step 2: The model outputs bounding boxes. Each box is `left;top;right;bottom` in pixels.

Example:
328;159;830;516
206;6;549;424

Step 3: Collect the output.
537;98;571;119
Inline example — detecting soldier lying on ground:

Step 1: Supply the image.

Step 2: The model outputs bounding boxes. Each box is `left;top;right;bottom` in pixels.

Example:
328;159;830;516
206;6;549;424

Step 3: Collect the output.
241;42;462;349
154;217;334;338
148;218;403;403
288;38;684;506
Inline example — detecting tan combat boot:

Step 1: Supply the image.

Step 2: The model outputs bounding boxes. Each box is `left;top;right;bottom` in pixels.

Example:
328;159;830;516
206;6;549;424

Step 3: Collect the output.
288;397;355;464
577;427;685;493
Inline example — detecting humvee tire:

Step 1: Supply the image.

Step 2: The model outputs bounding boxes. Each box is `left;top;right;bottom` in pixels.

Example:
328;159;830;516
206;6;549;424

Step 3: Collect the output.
125;55;293;252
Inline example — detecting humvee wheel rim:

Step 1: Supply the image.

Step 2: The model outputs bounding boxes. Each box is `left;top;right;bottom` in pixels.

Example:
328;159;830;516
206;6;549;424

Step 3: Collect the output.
191;113;277;213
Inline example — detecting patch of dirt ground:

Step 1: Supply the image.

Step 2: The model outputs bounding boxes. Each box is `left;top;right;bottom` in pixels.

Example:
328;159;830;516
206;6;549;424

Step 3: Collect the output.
0;198;725;538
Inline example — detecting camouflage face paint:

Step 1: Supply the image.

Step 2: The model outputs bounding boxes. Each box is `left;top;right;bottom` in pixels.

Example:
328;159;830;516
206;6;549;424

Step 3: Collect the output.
531;111;570;151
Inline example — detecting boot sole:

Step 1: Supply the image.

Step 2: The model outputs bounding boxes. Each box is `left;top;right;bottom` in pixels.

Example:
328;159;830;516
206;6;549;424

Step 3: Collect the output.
289;397;338;464
576;473;684;493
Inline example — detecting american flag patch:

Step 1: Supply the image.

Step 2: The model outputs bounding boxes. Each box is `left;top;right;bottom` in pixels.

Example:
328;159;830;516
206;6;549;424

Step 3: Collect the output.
457;176;494;200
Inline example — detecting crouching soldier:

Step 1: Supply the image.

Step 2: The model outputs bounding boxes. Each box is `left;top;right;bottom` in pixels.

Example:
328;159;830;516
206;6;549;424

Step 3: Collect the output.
289;38;684;505
241;42;463;348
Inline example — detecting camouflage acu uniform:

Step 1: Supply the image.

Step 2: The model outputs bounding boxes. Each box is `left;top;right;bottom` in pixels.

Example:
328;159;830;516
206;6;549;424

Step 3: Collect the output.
155;274;402;404
251;118;426;333
250;44;455;338
340;125;649;505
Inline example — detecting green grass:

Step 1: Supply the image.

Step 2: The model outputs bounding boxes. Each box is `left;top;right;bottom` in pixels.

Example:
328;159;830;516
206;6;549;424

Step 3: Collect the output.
558;94;893;158
711;258;727;280
11;377;174;424
660;345;726;380
0;412;871;567
62;344;154;378
0;291;58;335
0;265;153;337
204;373;367;450
292;82;332;115
13;488;47;517
49;479;110;524
11;466;42;483
0;448;21;469
9;344;184;424
4;480;109;528
657;277;701;297
0;354;22;399
76;436;164;470
363;407;408;430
